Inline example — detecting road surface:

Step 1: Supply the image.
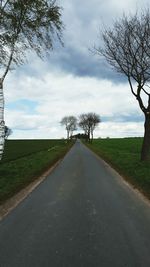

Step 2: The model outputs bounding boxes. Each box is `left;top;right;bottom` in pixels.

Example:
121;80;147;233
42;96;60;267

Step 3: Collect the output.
0;140;150;267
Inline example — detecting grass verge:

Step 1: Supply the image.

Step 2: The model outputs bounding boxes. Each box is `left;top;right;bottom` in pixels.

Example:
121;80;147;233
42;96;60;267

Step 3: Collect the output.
85;138;150;200
0;140;74;204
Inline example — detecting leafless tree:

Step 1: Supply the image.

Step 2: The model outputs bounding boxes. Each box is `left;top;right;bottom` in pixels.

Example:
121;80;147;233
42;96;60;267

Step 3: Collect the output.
0;0;63;159
94;10;150;161
78;114;90;140
79;112;101;142
89;113;101;141
60;116;77;140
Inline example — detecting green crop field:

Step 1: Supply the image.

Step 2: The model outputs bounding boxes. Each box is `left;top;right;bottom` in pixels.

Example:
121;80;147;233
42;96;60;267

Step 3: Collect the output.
1;139;67;163
86;138;150;199
0;139;73;204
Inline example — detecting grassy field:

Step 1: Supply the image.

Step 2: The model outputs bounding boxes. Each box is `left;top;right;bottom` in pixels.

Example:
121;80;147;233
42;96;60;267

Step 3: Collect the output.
86;138;150;199
0;139;73;204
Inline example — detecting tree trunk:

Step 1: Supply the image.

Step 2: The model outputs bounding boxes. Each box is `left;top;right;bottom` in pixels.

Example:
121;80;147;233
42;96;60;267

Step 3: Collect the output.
0;79;5;160
67;130;69;140
88;130;90;143
91;130;93;143
141;114;150;161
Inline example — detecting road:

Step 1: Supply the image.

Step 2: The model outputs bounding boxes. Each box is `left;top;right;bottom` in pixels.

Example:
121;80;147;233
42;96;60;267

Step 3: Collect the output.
0;140;150;267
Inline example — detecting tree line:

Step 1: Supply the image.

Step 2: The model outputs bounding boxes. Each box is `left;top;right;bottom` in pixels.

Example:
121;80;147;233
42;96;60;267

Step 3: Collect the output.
60;113;101;142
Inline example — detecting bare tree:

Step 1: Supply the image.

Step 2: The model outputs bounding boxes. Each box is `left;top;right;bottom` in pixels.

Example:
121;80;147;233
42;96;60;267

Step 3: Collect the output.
89;113;101;141
79;114;90;140
60;116;77;140
94;10;150;161
79;112;101;142
0;0;63;159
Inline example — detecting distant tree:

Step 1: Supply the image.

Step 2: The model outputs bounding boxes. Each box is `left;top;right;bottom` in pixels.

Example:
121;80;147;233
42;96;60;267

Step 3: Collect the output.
78;114;90;140
89;113;101;141
70;133;88;140
79;112;101;142
60;116;77;140
4;126;12;139
0;0;63;160
94;10;150;161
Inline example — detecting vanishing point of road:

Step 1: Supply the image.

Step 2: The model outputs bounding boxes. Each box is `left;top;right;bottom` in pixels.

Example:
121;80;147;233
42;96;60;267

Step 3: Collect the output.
0;140;150;267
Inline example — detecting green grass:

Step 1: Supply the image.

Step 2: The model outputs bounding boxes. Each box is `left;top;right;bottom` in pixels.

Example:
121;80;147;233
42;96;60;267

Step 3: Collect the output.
0;139;73;204
2;139;67;163
85;138;150;199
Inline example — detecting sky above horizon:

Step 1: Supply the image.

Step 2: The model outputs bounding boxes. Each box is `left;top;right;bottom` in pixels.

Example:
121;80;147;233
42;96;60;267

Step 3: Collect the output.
3;0;150;139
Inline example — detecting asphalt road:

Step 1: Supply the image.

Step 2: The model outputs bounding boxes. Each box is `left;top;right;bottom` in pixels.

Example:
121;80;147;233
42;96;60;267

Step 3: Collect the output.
0;140;150;267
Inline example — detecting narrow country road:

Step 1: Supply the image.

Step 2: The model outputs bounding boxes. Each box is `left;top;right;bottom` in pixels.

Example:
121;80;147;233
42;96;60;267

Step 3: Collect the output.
0;140;150;267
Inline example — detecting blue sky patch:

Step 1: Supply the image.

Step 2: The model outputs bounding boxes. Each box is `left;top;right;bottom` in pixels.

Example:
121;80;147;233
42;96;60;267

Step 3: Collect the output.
6;99;38;114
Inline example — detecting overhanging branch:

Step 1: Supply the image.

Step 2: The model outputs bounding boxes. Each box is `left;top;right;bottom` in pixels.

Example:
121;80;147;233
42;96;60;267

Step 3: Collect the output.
142;87;150;96
128;76;137;97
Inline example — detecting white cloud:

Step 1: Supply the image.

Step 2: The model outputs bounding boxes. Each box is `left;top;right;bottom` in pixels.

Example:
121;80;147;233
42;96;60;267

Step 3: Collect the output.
4;68;144;139
97;122;144;138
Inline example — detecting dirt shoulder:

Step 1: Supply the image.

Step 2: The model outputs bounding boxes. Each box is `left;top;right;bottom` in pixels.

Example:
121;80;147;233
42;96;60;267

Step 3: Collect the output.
0;160;61;221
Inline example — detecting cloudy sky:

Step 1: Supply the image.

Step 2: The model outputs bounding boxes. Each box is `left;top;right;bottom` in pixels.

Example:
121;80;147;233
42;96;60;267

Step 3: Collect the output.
4;0;150;139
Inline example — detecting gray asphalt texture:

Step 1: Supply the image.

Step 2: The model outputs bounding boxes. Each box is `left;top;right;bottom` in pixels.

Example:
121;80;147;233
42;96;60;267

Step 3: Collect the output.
0;140;150;267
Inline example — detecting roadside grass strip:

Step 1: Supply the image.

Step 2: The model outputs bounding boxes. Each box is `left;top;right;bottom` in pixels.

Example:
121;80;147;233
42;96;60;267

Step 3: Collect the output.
0;139;73;204
86;138;150;199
